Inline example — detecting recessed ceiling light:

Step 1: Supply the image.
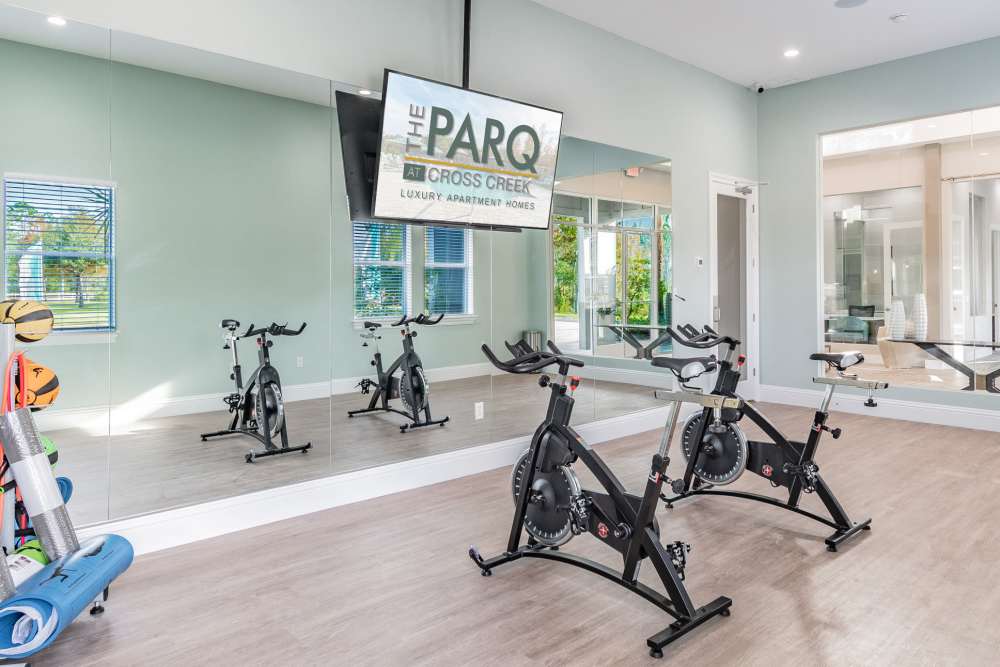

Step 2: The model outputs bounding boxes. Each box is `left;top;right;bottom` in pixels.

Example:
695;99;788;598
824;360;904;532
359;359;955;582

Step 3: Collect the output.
980;152;990;157
834;0;867;8
47;16;66;26
783;48;800;59
358;89;372;96
890;13;910;23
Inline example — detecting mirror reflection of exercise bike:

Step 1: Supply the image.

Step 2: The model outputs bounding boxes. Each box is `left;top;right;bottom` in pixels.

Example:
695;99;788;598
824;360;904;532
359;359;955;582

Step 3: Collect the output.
201;319;312;463
470;341;732;659
654;323;887;551
348;313;450;432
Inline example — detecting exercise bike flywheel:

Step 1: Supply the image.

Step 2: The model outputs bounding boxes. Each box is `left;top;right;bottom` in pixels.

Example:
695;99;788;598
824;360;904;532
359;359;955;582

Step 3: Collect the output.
400;366;428;416
679;413;749;486
254;382;285;438
511;449;580;547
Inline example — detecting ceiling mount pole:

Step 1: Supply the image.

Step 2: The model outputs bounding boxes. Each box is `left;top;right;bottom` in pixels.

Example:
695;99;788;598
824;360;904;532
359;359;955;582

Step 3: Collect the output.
462;0;471;89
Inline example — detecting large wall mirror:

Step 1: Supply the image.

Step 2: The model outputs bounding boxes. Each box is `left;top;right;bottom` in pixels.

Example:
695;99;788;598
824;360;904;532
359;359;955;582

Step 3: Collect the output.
0;5;112;525
0;3;680;525
822;107;1000;396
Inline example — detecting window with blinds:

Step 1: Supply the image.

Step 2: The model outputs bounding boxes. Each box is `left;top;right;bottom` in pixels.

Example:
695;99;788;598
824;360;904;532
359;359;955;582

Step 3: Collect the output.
352;221;410;318
3;177;115;332
424;226;473;315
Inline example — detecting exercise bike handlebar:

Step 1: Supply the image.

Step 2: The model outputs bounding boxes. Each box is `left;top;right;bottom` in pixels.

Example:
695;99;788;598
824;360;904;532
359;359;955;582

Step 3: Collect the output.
390;313;446;327
481;341;584;375
668;324;740;350
240;321;307;339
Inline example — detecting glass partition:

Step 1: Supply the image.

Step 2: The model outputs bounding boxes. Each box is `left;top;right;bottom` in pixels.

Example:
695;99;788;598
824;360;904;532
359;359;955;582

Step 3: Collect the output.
820;106;1000;394
0;6;113;525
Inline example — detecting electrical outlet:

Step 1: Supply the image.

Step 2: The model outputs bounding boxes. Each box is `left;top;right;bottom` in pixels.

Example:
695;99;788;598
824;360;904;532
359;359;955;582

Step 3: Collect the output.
296;356;304;368
474;401;484;420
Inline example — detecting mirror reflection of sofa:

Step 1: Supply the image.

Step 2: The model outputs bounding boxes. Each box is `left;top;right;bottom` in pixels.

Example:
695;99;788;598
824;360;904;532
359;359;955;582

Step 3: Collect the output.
826;305;876;344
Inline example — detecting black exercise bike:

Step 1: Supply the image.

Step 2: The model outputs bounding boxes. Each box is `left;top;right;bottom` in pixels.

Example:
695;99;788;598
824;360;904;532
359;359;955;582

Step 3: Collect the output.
348;313;449;432
655;323;887;551
469;341;733;659
201;319;312;463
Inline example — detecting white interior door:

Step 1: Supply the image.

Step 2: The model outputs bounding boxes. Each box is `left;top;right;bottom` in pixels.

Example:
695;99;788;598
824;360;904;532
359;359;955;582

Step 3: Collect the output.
709;174;760;398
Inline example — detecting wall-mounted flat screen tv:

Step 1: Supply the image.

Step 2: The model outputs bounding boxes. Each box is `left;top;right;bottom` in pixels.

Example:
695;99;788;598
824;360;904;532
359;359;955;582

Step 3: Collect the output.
372;70;563;230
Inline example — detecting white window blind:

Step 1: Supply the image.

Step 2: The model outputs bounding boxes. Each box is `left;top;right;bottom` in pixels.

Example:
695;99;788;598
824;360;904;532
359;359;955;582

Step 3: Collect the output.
424;226;472;315
352;221;410;318
3;177;115;331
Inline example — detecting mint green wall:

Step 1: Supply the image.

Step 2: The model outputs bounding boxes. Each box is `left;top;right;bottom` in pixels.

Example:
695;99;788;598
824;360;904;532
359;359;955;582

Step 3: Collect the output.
108;59;333;403
758;36;1000;409
0;38;112;410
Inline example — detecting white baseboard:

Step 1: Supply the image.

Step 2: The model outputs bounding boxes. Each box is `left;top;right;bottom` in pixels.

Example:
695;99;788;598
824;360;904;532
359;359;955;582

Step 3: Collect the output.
38;361;662;433
329;362;494;395
76;405;672;555
759;383;1000;432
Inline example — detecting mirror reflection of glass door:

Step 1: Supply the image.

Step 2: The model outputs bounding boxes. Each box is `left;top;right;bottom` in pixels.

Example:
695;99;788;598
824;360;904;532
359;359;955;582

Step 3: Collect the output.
993;228;1000;341
715;193;747;378
884;223;924;316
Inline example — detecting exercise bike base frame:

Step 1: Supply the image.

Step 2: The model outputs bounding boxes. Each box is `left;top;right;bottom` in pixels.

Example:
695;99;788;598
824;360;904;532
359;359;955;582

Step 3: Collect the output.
661;487;871;552
346;405;449;432
200;429;312;463
469;544;733;655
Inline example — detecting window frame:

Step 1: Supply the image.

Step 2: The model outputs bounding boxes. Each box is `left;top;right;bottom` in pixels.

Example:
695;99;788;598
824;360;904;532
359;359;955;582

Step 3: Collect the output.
423;226;474;317
2;172;118;335
351;220;412;321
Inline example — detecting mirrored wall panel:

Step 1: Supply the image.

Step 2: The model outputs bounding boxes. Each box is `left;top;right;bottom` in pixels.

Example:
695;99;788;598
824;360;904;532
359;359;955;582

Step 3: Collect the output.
105;32;336;518
0;4;682;525
0;6;112;525
489;137;673;445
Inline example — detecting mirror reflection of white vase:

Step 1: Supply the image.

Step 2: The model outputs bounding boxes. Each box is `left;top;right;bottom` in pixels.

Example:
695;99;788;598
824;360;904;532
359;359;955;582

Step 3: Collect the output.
888;300;907;339
912;294;928;340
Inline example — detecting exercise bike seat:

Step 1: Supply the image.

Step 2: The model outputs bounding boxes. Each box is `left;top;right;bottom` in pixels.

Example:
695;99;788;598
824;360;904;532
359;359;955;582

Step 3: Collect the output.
810;351;864;371
220;318;240;330
362;321;382;330
652;355;717;380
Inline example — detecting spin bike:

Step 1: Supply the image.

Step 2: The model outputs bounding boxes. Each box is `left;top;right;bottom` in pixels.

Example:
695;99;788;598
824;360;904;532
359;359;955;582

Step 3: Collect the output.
348;313;449;432
201;319;312;463
654;323;887;551
469;341;733;659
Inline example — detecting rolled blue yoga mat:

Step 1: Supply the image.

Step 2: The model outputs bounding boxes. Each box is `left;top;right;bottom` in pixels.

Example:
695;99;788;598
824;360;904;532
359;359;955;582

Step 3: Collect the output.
0;534;133;660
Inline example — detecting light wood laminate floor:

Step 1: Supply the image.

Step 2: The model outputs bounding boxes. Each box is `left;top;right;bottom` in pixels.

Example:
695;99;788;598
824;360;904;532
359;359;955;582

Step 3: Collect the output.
49;373;664;523
32;403;1000;665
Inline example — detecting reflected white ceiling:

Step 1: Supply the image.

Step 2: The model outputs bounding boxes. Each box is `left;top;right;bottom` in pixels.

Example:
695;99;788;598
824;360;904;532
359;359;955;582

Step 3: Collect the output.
532;0;1000;88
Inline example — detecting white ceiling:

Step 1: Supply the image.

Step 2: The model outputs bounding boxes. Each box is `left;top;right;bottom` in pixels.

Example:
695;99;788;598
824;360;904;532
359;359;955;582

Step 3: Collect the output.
532;0;1000;89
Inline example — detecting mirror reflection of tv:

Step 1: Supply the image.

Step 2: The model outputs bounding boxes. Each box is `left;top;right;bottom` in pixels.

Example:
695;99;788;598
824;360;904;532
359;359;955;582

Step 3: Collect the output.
371;70;563;231
335;90;383;222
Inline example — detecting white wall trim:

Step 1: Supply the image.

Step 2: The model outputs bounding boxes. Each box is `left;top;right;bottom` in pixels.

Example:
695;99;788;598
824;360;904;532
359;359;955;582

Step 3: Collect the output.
37;361;666;431
77;405;674;555
760;383;1000;432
